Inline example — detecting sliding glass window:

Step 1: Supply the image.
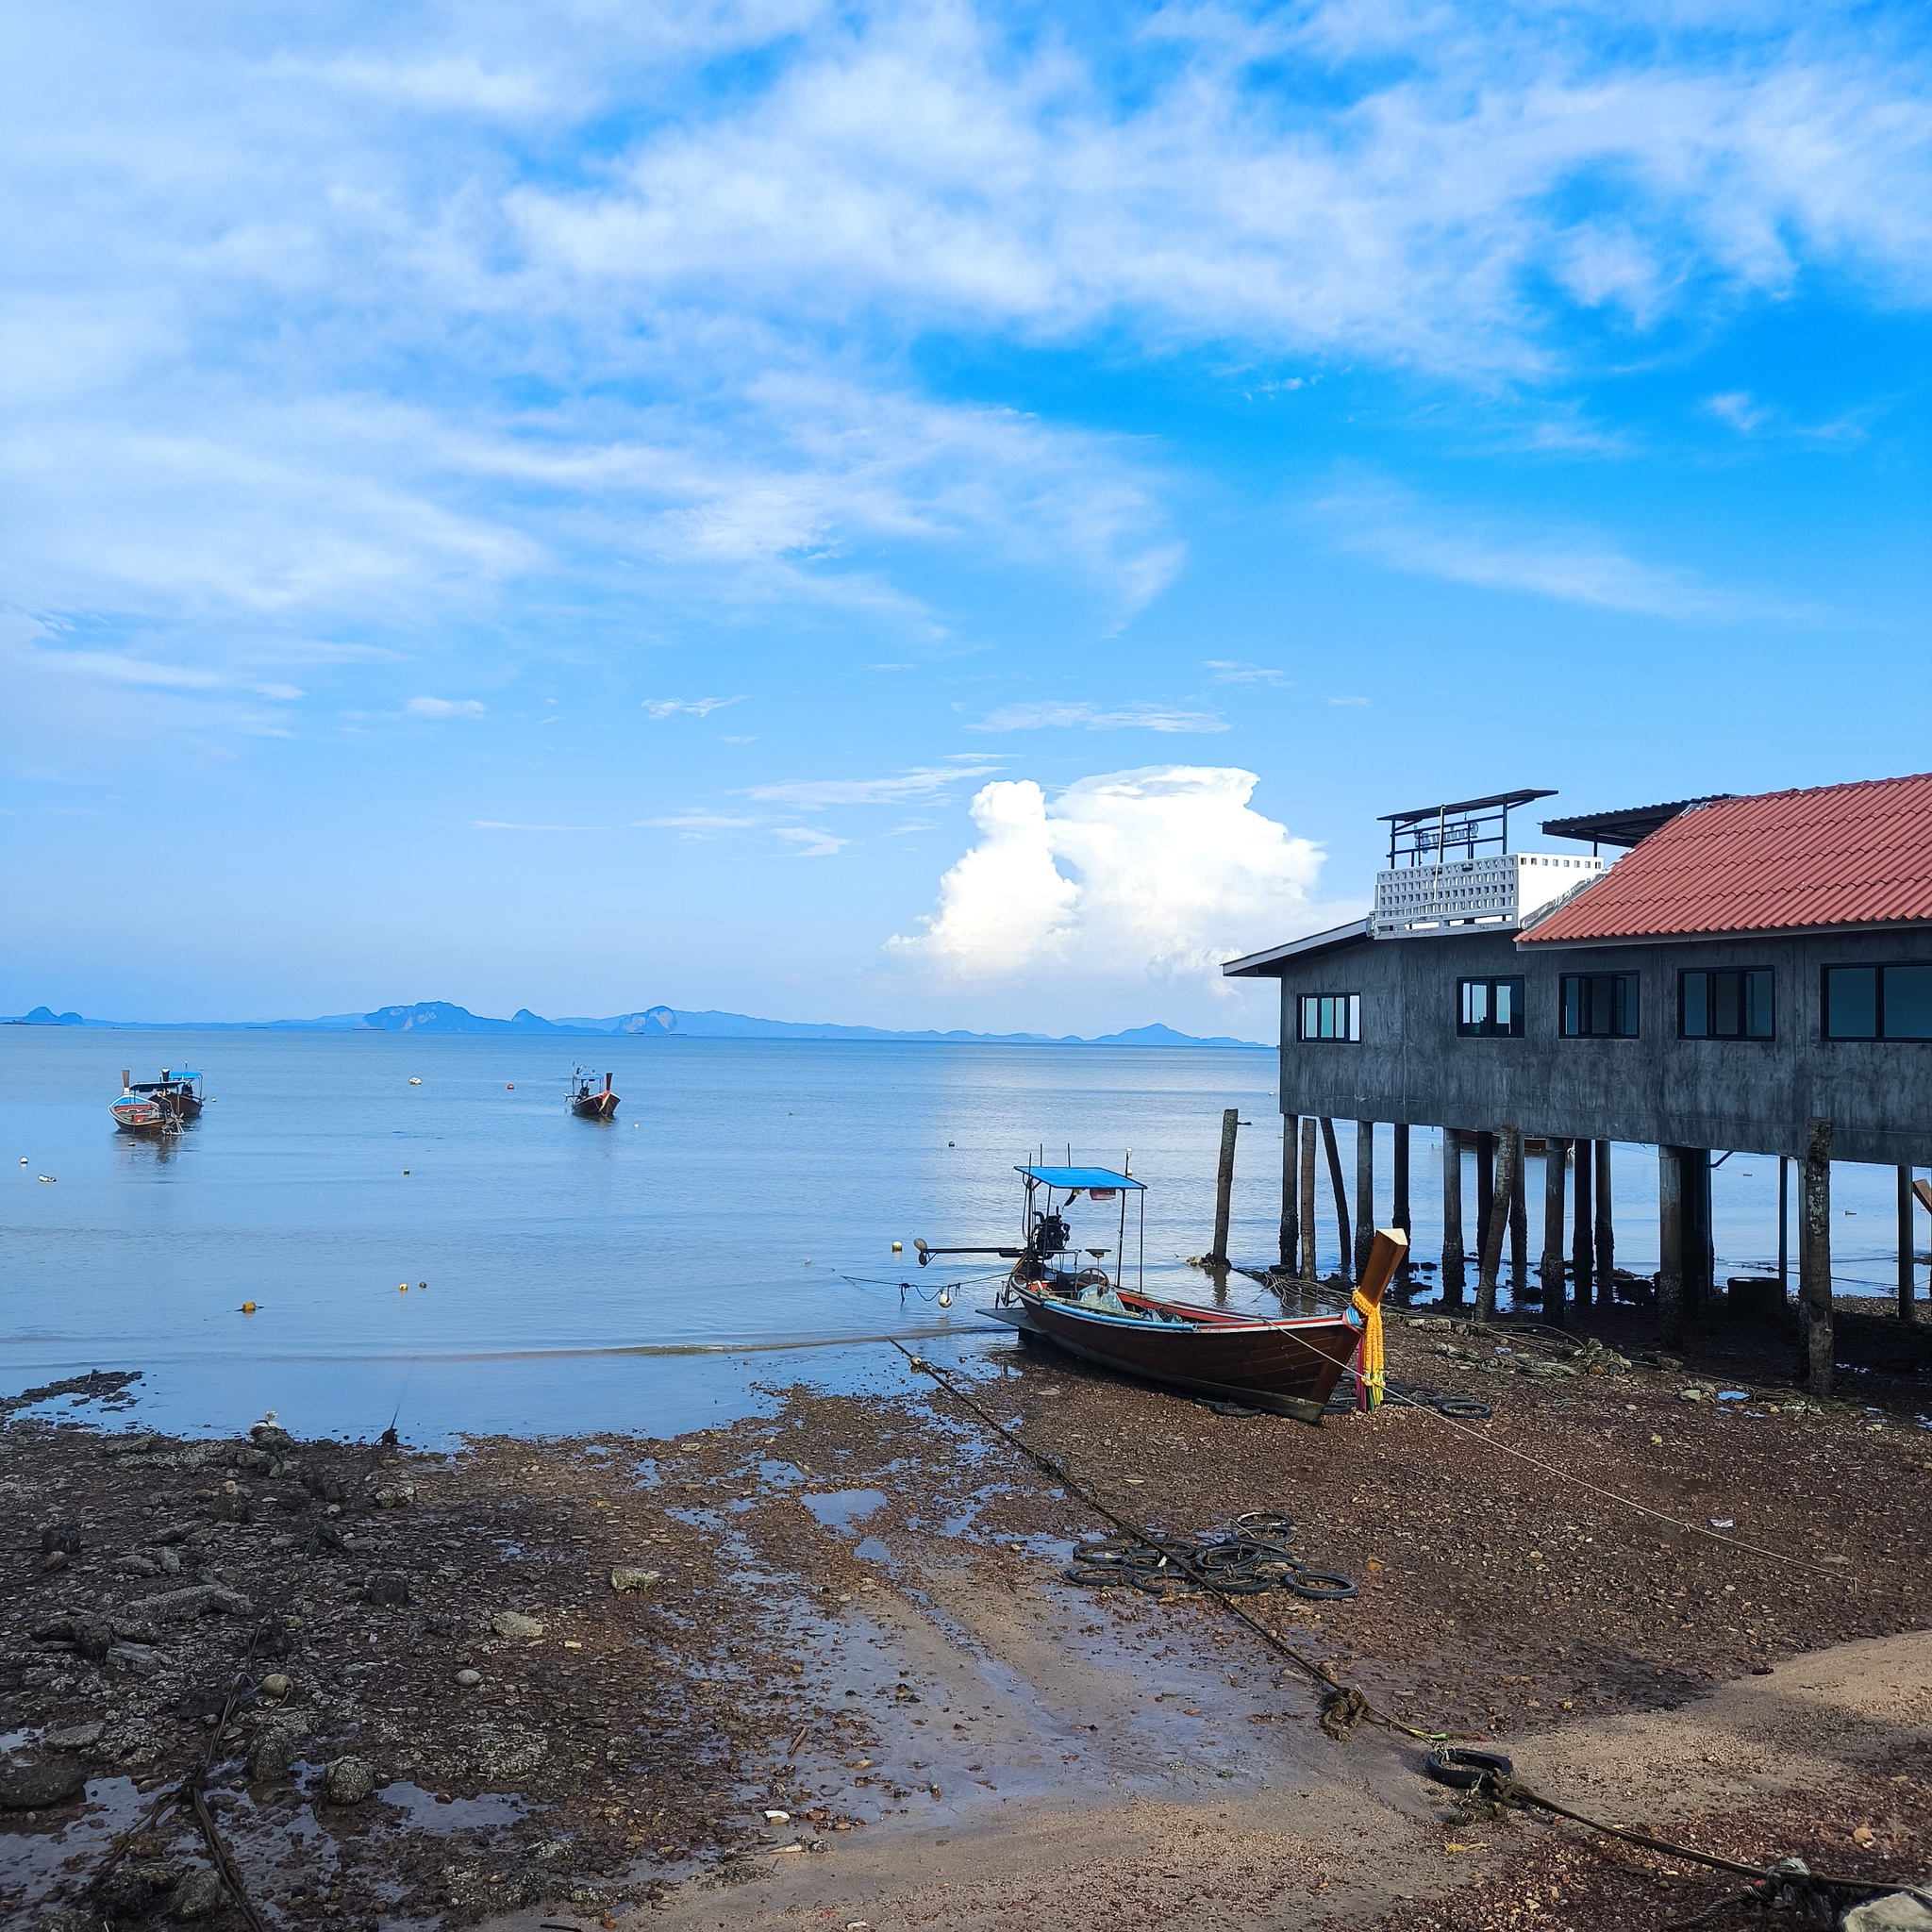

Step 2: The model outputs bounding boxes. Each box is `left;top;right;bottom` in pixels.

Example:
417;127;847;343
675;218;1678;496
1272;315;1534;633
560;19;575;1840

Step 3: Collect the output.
1679;969;1774;1039
1458;977;1524;1039
1823;964;1932;1040
1297;993;1360;1042
1560;973;1639;1038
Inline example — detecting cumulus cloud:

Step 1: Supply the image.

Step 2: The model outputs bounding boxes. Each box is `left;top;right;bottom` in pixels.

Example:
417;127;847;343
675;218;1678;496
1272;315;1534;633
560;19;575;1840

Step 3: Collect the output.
968;701;1227;734
889;766;1341;996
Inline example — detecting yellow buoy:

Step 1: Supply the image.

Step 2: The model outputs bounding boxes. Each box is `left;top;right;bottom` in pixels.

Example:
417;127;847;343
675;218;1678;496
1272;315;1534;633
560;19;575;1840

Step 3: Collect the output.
891;1241;903;1252
240;1302;258;1313
398;1281;409;1291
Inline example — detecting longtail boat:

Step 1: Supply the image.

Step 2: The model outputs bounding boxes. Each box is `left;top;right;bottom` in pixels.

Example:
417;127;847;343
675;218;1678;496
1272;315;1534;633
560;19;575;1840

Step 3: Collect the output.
567;1068;620;1121
110;1069;206;1134
919;1163;1399;1423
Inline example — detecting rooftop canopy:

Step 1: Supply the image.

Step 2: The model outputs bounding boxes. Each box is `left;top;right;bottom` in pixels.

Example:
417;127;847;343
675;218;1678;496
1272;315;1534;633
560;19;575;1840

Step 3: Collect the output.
1541;796;1730;850
1016;1165;1144;1191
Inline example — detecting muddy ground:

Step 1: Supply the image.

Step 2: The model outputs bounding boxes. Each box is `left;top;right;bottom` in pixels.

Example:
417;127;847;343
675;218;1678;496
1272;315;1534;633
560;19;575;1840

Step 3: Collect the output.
4;1294;1930;1931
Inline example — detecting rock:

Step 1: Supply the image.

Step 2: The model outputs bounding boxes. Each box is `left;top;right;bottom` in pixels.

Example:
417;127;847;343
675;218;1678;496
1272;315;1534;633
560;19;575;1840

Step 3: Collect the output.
468;1724;548;1784
119;1583;251;1631
260;1673;291;1699
35;1612;116;1662
249;1420;295;1453
528;1839;576;1866
40;1524;83;1556
364;1571;410;1607
1843;1895;1932;1932
133;1859;187;1892
112;1554;161;1578
454;1668;482;1688
150;1521;198;1545
104;1434;160;1457
609;1567;661;1593
41;1551;68;1574
108;1643;162;1677
372;1482;416;1508
0;1758;88;1808
211;1481;252;1524
246;1721;305;1781
44;1721;105;1752
170;1865;225;1920
323;1755;377;1805
491;1610;544;1641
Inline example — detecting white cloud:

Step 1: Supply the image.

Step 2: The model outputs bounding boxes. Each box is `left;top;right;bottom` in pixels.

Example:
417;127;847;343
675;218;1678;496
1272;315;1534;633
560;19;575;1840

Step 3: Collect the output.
969;701;1227;734
890;765;1344;996
1204;661;1289;687
774;825;847;857
405;696;486;718
1327;695;1370;708
1706;391;1770;433
748;761;1002;808
639;811;759;831
641;695;745;719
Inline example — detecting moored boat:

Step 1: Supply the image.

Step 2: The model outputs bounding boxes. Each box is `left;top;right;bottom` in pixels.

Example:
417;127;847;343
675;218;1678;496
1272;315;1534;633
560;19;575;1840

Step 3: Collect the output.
110;1069;206;1134
567;1068;620;1120
920;1163;1400;1423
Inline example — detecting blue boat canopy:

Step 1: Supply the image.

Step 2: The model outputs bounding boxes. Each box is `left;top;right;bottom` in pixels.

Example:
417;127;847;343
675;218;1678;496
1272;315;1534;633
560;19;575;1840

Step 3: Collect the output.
1016;1165;1143;1191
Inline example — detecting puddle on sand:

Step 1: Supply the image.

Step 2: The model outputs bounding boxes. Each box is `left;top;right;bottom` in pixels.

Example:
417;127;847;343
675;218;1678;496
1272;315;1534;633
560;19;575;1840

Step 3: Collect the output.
800;1489;888;1534
379;1781;531;1833
0;1774;153;1905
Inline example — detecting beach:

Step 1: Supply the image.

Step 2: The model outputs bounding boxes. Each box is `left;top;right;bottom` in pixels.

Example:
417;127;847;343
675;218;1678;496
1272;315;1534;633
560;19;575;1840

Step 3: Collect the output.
7;1298;1930;1931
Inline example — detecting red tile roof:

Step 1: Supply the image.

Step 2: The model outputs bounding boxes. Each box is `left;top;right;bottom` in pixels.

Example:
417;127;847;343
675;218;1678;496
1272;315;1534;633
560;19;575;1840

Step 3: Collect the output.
1520;773;1932;945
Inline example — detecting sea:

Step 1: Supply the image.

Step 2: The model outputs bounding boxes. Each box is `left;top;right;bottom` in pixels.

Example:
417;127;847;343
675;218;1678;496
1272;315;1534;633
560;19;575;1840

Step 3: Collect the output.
0;1029;1915;1443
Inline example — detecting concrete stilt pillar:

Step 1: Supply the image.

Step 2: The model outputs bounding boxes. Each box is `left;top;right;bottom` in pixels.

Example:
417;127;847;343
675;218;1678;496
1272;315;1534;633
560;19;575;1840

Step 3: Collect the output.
1475;1127;1520;1324
1594;1141;1615;1300
1299;1119;1318;1286
1280;1116;1300;1274
1572;1141;1594;1309
1658;1145;1685;1347
1541;1139;1568;1323
1392;1124;1411;1296
1320;1118;1351;1284
1441;1129;1465;1307
1899;1167;1917;1325
1508;1153;1528;1291
1354;1121;1375;1282
1800;1119;1834;1395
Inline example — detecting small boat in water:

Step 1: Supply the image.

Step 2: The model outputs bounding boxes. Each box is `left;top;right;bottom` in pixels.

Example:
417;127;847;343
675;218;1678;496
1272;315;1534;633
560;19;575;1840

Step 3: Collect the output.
920;1163;1400;1423
110;1068;206;1134
567;1068;620;1121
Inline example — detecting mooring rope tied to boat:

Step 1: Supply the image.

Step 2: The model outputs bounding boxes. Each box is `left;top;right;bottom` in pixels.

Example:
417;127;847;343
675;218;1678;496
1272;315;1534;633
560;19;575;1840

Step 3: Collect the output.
890;1340;1915;1918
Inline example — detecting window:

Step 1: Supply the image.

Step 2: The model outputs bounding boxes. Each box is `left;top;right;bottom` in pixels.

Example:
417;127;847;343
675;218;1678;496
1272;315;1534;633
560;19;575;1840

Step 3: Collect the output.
1561;973;1639;1038
1679;968;1774;1039
1297;993;1360;1042
1457;976;1524;1038
1823;963;1932;1041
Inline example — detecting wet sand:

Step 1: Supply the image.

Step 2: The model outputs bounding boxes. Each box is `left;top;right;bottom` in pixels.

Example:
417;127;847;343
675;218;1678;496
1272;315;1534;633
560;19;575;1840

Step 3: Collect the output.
5;1300;1930;1930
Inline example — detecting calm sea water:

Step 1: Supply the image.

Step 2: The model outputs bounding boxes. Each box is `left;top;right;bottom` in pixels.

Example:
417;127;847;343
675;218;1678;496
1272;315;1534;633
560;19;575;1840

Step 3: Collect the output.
1;1031;1911;1441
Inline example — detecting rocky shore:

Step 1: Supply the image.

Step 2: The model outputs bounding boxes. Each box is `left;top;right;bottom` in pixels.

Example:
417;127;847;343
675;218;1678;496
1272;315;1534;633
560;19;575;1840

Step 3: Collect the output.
4;1300;1929;1932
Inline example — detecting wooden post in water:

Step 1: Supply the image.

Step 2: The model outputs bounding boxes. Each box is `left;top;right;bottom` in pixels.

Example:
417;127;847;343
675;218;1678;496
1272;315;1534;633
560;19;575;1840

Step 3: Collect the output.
1778;1157;1790;1302
1594;1141;1615;1298
1475;1127;1520;1324
1657;1146;1685;1347
1441;1129;1465;1307
1209;1108;1239;1266
1899;1168;1918;1324
1572;1141;1595;1308
1800;1118;1834;1396
1299;1119;1318;1284
1392;1124;1412;1296
1279;1116;1300;1274
1320;1118;1352;1282
1353;1121;1375;1283
1474;1132;1495;1262
1541;1139;1568;1323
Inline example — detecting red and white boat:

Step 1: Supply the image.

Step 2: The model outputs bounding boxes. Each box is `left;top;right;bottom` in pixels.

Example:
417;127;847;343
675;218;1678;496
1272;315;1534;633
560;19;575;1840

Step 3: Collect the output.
567;1068;620;1121
110;1069;206;1133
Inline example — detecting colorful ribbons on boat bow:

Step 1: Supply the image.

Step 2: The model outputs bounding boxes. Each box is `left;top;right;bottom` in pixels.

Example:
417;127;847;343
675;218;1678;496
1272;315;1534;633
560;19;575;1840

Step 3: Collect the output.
1349;1286;1386;1411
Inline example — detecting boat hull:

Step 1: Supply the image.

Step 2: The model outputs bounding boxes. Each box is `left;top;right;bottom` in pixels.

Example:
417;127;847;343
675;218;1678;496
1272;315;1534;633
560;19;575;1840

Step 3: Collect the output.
110;1100;169;1131
569;1092;620;1120
988;1288;1361;1422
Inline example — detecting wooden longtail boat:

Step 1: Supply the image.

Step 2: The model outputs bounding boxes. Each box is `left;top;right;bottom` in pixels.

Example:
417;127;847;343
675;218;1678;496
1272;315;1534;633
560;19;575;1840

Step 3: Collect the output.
567;1068;620;1121
921;1163;1401;1423
110;1069;206;1134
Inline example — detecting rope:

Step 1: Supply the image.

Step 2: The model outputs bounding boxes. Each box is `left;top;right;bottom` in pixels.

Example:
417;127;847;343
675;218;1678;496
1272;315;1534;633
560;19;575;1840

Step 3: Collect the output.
1350;1286;1386;1409
891;1341;1917;1917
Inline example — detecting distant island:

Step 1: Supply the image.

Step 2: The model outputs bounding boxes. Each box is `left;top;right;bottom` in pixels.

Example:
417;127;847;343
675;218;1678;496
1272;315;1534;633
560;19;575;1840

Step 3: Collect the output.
5;1001;1265;1049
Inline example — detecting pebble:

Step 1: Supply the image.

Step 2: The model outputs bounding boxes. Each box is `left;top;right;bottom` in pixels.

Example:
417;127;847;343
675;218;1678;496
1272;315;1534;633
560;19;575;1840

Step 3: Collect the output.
491;1610;544;1641
323;1755;377;1805
609;1567;661;1593
260;1673;291;1699
44;1721;105;1752
170;1864;225;1920
364;1571;411;1607
0;1758;88;1809
454;1668;483;1688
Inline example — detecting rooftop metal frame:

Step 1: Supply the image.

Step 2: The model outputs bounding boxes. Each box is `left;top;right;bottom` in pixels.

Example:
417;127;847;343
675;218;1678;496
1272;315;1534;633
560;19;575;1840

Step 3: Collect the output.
1377;789;1557;868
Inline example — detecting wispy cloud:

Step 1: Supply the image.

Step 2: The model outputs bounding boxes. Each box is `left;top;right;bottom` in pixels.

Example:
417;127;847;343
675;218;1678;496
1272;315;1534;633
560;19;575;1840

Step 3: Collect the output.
472;820;608;831
748;762;1003;808
1326;695;1370;708
638;812;759;831
406;696;486;719
969;702;1228;735
1310;477;1815;623
1204;661;1289;687
774;825;847;858
641;696;745;719
1706;391;1770;434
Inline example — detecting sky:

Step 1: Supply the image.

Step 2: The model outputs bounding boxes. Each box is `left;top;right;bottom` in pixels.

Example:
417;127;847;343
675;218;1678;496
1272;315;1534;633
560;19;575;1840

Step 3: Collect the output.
3;1;1929;1036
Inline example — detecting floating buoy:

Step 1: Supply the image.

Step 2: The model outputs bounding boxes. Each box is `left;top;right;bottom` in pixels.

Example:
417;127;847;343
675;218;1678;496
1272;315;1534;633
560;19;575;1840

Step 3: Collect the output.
240;1302;258;1313
18;1157;26;1165
403;1169;410;1175
418;1281;426;1290
37;1174;56;1183
891;1241;903;1253
937;1288;954;1308
506;1083;514;1091
408;1076;422;1086
398;1282;408;1292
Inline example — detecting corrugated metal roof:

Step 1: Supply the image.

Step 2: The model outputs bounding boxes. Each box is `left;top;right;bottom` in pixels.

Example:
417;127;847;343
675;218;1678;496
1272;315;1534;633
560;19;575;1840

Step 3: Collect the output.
1520;772;1932;944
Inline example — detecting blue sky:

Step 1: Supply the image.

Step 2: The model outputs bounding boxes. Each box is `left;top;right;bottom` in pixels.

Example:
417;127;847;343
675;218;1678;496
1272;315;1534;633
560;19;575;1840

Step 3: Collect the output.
3;1;1928;1035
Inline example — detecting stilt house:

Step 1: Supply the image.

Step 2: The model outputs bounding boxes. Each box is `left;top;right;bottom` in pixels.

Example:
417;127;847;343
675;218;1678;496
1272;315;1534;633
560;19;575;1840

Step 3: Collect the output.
1224;774;1932;1389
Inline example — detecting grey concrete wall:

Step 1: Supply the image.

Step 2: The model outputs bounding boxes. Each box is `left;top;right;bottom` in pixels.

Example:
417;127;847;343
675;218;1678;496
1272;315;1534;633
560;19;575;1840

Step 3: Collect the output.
1269;925;1932;1164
